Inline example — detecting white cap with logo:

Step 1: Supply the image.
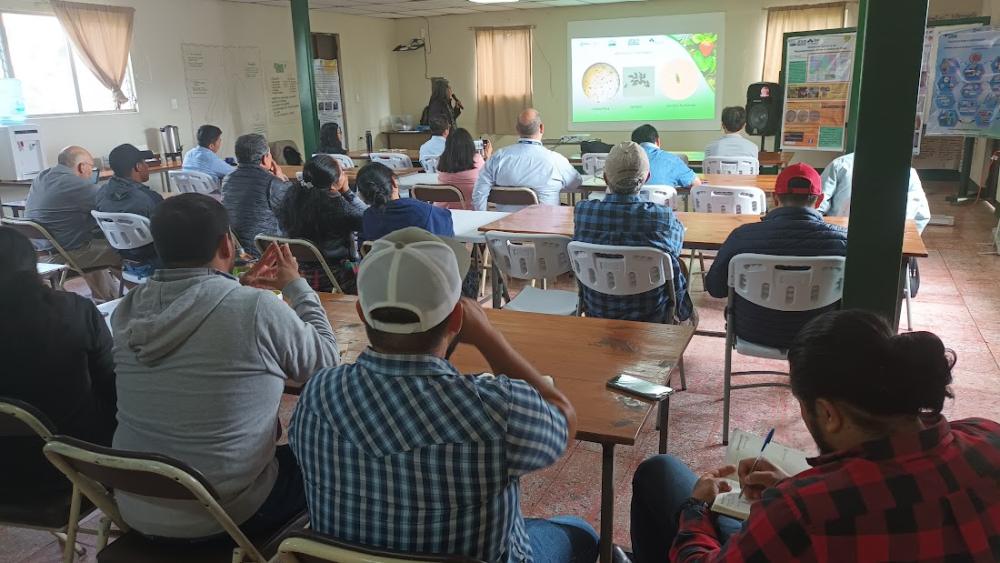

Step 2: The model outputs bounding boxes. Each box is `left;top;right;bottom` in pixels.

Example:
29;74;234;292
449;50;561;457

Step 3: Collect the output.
357;227;471;335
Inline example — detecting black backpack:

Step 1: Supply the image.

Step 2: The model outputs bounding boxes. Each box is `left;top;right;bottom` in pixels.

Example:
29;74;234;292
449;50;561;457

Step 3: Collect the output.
580;140;613;154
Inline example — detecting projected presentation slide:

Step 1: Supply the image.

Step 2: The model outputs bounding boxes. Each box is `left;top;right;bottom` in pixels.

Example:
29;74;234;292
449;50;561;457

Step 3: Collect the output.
571;33;718;123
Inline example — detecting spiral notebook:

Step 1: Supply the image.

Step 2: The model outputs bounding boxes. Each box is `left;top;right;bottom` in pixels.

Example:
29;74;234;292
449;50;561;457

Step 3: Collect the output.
710;429;811;520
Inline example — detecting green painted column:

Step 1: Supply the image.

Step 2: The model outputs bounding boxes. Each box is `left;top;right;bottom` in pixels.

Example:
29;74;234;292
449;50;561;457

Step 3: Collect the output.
291;0;320;158
842;0;928;321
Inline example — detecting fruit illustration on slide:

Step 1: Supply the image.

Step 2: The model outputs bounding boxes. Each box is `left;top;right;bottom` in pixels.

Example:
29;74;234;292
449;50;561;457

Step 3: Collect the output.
581;63;621;103
659;57;701;100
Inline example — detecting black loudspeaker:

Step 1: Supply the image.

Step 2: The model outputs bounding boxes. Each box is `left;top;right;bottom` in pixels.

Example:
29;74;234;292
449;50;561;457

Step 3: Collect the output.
745;82;782;136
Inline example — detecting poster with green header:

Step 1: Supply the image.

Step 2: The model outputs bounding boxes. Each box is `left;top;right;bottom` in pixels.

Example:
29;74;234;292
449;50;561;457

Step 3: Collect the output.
780;32;855;151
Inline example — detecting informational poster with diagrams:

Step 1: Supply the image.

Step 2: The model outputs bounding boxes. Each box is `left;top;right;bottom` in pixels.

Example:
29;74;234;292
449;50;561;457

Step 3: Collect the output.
928;27;1000;138
780;33;855;151
314;59;346;139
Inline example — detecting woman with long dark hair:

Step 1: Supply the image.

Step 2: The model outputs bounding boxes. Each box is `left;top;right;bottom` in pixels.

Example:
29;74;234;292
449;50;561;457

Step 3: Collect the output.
357;162;454;242
318;122;347;155
437;128;492;210
278;155;367;293
420;78;462;129
0;227;117;499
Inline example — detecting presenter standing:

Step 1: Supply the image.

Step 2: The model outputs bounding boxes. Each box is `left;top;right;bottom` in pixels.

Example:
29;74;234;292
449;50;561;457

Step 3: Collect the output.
420;78;462;128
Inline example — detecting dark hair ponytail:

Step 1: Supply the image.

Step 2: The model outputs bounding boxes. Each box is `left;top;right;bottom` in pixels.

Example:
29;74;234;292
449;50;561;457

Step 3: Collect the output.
0;227;57;353
356;162;396;210
302;154;341;190
788;310;955;418
277;155;344;243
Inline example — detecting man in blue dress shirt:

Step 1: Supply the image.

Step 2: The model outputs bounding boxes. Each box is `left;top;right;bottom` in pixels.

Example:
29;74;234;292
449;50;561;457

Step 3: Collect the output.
631;124;701;189
183;125;236;182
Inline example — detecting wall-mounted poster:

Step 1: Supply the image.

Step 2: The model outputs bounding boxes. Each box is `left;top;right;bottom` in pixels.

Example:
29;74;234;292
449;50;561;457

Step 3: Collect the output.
780;32;855;151
927;26;1000;138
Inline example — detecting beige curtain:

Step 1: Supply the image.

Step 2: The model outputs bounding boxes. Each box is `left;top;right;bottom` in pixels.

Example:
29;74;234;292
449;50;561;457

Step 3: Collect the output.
50;0;135;108
476;27;533;135
762;3;846;83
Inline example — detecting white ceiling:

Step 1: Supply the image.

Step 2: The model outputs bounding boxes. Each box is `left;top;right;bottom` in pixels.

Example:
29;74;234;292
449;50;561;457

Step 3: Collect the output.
223;0;647;19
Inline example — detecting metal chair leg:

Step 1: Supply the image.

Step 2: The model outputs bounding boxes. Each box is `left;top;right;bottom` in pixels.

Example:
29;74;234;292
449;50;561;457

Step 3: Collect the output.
62;484;83;562
904;269;913;331
676;356;687;391
722;331;734;446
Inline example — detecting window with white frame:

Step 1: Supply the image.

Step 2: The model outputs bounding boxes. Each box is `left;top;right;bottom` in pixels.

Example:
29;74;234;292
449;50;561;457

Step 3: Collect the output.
0;11;137;115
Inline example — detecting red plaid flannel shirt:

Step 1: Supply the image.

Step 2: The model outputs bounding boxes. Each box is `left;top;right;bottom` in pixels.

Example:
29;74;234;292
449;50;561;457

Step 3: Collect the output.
671;416;1000;562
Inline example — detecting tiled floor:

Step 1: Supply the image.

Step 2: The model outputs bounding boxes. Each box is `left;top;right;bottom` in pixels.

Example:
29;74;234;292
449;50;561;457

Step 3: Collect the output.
4;180;1000;561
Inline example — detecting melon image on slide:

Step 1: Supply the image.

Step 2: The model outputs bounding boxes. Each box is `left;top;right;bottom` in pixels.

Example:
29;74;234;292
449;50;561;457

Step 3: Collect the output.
581;62;621;103
657;37;710;101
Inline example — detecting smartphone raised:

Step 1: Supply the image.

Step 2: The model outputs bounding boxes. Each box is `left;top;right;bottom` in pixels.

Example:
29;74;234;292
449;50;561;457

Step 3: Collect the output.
607;373;674;401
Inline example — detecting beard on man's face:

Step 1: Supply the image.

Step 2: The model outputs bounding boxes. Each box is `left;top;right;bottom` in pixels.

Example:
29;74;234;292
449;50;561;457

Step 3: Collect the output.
802;406;836;455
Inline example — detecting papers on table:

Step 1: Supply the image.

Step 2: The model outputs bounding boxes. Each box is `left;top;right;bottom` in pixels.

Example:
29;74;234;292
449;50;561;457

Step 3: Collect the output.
711;429;811;520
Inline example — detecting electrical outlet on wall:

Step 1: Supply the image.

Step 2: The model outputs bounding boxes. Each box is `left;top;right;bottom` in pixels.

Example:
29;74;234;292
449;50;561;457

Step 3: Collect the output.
170;98;179;110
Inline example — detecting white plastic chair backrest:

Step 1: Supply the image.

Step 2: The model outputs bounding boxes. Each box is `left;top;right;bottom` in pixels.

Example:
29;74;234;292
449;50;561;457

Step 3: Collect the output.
581;153;609;176
90;211;153;251
422;156;440;173
568;241;674;296
369;152;411;170
727;254;845;312
703;156;760;175
313;153;356;170
168;170;219;194
484;232;572;281
691;185;766;215
638;185;678;208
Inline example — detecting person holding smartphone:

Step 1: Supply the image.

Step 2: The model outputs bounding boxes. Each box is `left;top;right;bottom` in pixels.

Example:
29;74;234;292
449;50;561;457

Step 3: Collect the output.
436;128;493;210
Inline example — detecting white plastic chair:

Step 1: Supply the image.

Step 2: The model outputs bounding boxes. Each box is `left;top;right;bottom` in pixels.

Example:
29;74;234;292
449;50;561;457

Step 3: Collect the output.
168;170;220;197
569;241;686;390
639;185;678;208
422;156;440;173
314;153;356;170
722;254;845;444
703;156;760;175
690;185;767;215
369;152;412;170
484;232;578;316
581;153;609;176
90;211;154;287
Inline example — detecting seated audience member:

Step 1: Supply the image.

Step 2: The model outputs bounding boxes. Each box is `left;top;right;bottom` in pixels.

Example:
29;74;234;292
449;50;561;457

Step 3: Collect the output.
631;309;1000;563
704;106;760;159
183;124;235;182
0;227;116;501
24;145;121;302
318;122;347;156
111;193;340;540
435;127;492;209
222;133;292;257
704;163;847;348
472;109;582;210
419;117;450;170
574;142;692;322
96;143;164;277
357;162;454;241
277;155;367;294
820;152;931;233
632;124;701;189
289;227;599;561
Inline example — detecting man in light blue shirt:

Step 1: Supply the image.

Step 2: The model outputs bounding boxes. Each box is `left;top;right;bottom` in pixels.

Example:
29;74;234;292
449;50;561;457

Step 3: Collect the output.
472;109;582;211
705;106;761;159
631;124;701;189
183;125;235;182
819;152;931;233
418;117;449;170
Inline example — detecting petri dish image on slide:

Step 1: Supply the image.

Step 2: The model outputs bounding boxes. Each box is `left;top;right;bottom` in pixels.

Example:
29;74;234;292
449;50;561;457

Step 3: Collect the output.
582;62;621;103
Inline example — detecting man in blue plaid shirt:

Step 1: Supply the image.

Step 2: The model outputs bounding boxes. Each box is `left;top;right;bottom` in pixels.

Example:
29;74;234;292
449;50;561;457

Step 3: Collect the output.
289;227;599;562
574;141;691;322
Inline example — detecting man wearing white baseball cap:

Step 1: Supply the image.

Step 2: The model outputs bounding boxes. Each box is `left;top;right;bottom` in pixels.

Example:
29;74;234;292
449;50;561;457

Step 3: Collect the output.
289;227;599;562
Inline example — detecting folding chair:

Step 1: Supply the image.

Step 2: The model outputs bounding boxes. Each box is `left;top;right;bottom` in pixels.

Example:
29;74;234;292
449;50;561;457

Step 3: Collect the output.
581;153;609;176
0;398;113;563
255;234;344;294
369;152;412;170
168;170;220;197
411;184;465;207
276;529;484;563
422;156;440;173
722;254;845;444
37;262;70;289
487;187;539;212
43;436;304;562
1;217;119;291
90;211;154;291
568;241;687;390
686;185;768;289
702;156;760;175
483;232;578;316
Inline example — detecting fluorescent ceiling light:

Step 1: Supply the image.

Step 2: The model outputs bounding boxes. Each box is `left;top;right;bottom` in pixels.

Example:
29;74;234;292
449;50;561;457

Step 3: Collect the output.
469;0;519;4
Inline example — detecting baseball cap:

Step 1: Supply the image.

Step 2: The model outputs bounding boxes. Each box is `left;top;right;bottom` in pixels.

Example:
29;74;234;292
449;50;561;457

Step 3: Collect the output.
603;141;650;190
358;227;471;335
108;143;154;177
775;163;822;196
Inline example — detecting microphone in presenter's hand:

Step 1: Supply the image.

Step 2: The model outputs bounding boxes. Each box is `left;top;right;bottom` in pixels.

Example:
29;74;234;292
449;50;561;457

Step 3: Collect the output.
452;94;464;110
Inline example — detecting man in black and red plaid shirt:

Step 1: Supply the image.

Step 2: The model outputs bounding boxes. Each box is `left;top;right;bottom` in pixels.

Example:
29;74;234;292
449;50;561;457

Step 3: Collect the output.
631;310;1000;562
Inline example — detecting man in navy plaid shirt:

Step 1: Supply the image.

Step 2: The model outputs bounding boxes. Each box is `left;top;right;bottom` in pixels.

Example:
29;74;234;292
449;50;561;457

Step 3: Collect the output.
289;227;599;562
631;310;1000;562
574;141;691;322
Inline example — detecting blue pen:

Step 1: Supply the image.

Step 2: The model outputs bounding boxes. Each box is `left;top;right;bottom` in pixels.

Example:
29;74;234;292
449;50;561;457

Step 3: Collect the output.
740;428;775;500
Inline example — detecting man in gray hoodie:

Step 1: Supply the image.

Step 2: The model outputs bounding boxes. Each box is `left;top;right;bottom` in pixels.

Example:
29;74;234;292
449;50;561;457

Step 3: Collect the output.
110;193;340;540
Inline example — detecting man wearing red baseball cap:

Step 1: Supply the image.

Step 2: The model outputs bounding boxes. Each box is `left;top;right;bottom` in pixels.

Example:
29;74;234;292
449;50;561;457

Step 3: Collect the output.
703;163;849;348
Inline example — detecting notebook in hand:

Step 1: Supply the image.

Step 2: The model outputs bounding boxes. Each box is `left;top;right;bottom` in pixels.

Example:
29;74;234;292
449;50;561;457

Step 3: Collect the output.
710;429;811;520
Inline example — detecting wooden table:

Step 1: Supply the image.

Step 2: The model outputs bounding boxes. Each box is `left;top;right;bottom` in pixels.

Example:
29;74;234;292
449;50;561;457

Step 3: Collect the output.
347;149;420;163
315;293;693;563
282;165;421;184
382;130;432;151
477;204;929;257
1;199;26;217
579;173;778;194
571;151;793;170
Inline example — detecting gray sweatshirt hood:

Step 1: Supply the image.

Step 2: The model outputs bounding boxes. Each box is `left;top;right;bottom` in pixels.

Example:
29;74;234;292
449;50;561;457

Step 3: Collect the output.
111;269;241;364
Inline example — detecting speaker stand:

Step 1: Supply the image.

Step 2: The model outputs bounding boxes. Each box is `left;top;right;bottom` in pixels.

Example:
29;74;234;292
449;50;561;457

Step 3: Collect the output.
760;136;766;150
